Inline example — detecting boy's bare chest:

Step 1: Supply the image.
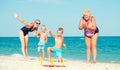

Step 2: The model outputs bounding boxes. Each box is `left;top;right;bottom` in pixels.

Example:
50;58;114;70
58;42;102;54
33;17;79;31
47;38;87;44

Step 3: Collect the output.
55;37;63;42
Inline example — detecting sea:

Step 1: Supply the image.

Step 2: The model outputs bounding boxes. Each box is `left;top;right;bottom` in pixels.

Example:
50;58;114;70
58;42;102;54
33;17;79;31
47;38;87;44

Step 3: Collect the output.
0;36;120;63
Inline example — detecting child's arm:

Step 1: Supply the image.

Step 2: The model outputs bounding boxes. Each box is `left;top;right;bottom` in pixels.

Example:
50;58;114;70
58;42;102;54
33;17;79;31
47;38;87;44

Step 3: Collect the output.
63;41;67;50
34;30;38;36
34;30;40;38
14;12;33;27
62;38;66;47
48;30;56;38
62;38;67;50
45;34;48;43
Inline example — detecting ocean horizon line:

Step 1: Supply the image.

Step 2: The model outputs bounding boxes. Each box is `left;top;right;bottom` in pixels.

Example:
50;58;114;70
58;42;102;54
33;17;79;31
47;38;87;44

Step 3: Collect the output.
0;36;120;38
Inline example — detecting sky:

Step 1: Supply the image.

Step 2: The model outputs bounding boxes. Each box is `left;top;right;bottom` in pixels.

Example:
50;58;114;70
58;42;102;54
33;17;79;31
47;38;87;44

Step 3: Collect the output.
0;0;120;37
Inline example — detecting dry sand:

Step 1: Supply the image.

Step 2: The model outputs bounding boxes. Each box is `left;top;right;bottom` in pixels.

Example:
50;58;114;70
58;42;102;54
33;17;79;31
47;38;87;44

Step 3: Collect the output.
0;56;120;70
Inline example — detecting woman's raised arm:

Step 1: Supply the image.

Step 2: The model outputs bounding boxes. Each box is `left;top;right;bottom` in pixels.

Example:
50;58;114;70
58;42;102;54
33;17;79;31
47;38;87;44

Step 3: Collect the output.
14;12;33;27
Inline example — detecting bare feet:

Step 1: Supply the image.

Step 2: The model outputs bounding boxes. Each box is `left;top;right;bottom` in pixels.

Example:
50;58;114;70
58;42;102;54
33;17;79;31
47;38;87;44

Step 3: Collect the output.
58;59;62;62
48;58;51;62
24;56;29;61
86;61;90;64
39;57;44;61
92;61;96;64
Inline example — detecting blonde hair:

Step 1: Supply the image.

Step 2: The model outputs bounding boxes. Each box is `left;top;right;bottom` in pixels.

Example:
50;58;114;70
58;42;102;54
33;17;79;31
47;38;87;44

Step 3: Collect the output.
41;25;46;29
34;19;40;23
42;25;46;27
83;9;90;16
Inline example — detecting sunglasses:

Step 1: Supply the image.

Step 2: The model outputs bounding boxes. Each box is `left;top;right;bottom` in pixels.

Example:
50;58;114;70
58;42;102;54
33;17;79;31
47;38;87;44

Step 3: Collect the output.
36;22;40;25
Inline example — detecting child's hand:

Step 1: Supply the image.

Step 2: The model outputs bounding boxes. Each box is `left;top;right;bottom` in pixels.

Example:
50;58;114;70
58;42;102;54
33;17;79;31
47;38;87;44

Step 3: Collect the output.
63;44;66;47
47;29;51;33
36;36;39;38
35;32;40;38
63;44;67;50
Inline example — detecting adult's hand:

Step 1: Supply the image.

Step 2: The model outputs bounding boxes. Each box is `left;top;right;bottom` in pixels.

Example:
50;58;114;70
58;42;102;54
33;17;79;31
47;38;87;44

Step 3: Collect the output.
14;12;18;18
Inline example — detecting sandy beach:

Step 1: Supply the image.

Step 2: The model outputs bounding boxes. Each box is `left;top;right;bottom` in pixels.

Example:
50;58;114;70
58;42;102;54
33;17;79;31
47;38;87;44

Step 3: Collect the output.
0;56;120;70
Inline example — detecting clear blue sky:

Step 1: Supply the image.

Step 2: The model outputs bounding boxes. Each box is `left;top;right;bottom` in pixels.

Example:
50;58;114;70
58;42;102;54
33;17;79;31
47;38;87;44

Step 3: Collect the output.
0;0;120;37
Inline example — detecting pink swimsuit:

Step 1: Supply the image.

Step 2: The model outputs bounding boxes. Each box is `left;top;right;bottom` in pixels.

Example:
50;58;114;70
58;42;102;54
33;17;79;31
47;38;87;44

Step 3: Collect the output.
84;21;95;37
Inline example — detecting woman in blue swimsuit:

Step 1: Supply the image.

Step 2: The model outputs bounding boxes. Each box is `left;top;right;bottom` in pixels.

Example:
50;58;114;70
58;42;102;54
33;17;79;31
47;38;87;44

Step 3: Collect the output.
14;13;40;60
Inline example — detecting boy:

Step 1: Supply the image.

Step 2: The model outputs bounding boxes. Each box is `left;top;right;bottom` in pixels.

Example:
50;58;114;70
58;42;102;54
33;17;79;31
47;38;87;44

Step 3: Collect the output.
47;27;66;62
36;25;48;60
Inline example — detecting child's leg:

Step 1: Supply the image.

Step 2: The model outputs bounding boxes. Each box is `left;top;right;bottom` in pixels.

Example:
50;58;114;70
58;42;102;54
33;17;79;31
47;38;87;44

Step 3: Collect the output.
38;50;42;59
56;49;62;62
58;57;62;62
38;46;42;60
47;47;54;61
42;50;44;60
38;50;40;55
